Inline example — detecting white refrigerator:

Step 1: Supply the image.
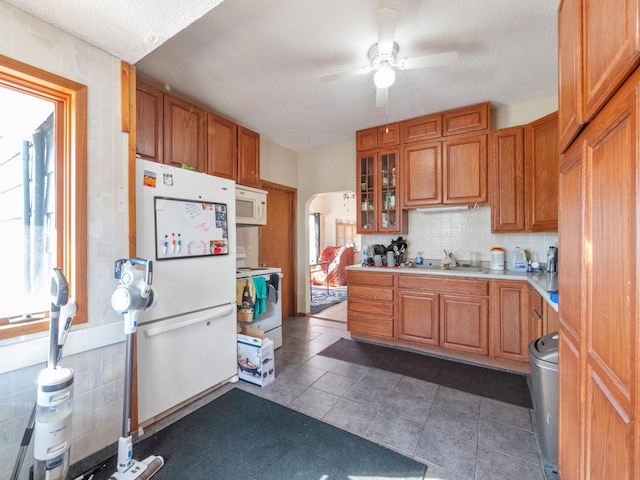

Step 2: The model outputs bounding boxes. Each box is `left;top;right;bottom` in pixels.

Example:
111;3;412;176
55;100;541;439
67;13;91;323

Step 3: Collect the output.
135;159;237;423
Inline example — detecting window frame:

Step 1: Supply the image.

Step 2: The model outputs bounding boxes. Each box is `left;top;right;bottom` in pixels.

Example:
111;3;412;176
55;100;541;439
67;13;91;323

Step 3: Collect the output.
0;54;87;340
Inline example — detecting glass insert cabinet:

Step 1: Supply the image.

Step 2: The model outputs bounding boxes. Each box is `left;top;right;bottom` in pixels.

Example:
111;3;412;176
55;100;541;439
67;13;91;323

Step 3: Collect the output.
357;149;405;233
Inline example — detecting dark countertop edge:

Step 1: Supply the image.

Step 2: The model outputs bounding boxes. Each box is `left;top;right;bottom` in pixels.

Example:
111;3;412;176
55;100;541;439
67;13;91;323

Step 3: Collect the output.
346;264;559;312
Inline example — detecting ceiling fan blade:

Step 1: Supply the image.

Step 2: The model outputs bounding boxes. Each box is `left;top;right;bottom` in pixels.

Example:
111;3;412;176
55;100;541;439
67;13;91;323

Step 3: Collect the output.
377;7;398;55
399;51;459;70
375;87;388;108
317;65;370;83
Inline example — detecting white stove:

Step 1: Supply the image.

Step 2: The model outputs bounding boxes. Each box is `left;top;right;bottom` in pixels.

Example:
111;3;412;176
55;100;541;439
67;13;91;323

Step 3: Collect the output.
236;266;283;348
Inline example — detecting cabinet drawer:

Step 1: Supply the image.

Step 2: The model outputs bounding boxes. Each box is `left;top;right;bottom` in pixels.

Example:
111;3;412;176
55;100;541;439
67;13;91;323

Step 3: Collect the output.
529;286;543;316
348;312;394;338
348;298;394;316
397;275;489;296
348;271;394;287
349;285;394;302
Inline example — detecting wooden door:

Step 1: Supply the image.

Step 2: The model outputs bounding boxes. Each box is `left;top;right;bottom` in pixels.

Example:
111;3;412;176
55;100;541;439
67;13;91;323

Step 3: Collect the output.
135;81;163;162
489;280;529;363
357;151;377;232
206;113;237;180
442;133;488;205
402;141;442;207
525;111;559;232
489;126;525;232
237;126;260;187
163;94;206;171
439;294;489;355
258;181;296;319
396;289;439;346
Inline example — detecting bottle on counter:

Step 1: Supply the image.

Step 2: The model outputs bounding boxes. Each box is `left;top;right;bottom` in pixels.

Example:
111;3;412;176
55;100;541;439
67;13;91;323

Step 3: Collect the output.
415;252;423;265
362;245;369;266
547;246;557;273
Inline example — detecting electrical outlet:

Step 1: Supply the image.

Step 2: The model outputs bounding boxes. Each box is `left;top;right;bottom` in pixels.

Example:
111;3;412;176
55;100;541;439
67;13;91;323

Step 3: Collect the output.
246;246;253;256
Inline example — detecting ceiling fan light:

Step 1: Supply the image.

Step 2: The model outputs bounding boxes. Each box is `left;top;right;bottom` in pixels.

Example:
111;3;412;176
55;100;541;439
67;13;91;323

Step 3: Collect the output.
374;67;395;88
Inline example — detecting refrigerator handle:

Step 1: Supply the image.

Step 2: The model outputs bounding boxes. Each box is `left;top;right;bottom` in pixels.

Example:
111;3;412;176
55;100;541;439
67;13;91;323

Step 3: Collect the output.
143;305;235;337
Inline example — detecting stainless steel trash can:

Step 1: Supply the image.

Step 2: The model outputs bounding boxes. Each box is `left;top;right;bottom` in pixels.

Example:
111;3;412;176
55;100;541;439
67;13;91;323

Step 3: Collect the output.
528;331;559;467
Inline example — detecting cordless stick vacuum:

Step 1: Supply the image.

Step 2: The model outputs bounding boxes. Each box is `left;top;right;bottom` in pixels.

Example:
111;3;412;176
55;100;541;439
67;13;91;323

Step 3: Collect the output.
109;258;164;480
26;268;75;480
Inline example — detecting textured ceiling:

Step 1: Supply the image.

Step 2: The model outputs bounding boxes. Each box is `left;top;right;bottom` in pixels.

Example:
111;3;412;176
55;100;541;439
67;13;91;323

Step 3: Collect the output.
6;0;559;153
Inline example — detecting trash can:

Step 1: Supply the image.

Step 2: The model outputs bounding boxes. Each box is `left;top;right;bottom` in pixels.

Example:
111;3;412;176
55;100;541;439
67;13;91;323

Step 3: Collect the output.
528;332;559;467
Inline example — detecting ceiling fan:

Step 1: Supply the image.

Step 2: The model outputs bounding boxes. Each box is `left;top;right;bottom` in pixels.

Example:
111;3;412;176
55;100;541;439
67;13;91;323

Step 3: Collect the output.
318;6;458;108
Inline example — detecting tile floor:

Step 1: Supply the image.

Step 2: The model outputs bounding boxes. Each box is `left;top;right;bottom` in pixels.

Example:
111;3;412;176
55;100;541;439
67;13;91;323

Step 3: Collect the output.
232;315;558;480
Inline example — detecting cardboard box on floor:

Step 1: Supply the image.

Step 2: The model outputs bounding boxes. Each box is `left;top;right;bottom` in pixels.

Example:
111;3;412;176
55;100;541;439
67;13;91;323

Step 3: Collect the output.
237;328;275;387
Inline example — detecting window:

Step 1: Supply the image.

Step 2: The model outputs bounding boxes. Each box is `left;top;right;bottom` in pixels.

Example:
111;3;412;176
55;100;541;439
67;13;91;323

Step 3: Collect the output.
0;54;87;340
335;220;356;247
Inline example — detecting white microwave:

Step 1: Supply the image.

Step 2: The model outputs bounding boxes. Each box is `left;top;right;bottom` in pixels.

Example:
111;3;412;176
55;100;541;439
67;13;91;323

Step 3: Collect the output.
236;185;267;225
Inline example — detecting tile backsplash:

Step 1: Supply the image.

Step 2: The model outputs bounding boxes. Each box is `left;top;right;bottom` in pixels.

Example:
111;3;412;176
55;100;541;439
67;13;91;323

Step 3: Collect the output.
362;206;558;265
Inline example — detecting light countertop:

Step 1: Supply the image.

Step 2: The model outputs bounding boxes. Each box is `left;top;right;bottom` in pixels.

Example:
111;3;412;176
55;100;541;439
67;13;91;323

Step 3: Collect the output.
346;264;559;311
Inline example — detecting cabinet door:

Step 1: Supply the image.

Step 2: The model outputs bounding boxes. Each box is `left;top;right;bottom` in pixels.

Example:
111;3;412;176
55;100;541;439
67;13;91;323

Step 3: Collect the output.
582;0;640;122
442;102;489;136
136;82;163;162
397;290;439;345
377;123;400;147
206;113;237;180
529;286;544;342
402;141;441;207
439;294;489;355
443;133;488;204
490;280;529;363
357;151;377;232
489;126;525;232
402;113;442;143
356;127;377;151
163;94;206;171
525;112;558;232
237;126;260;187
378;150;402;232
558;0;583;152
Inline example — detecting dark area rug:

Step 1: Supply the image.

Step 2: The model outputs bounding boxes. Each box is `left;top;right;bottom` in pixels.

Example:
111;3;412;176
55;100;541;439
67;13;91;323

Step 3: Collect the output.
80;388;426;480
310;287;347;314
319;338;532;409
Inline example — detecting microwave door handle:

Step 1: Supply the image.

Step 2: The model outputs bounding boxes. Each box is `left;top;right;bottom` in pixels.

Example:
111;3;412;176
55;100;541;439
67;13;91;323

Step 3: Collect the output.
258;201;265;221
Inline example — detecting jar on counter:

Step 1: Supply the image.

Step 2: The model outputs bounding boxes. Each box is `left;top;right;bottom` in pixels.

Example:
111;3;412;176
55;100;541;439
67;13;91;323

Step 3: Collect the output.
490;247;505;271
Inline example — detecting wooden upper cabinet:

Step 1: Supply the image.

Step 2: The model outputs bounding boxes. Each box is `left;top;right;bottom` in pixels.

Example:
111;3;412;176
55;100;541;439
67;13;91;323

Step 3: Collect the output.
525;112;558;232
442;102;489;136
356;127;378;151
356;123;400;151
559;0;640;152
237;126;260;187
489;126;525;232
402;113;442;143
136;81;163;162
163;94;206;171
206;113;237;180
558;0;583;153
402;141;442;207
378;123;400;147
582;0;640;122
443;133;488;204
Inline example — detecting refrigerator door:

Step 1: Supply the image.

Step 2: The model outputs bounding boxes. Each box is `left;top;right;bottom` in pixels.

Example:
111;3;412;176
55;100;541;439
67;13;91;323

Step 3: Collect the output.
135;159;236;323
136;304;237;423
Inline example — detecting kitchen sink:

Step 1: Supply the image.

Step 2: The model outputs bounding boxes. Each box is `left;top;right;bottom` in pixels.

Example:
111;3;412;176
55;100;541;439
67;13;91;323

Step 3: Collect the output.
409;263;487;273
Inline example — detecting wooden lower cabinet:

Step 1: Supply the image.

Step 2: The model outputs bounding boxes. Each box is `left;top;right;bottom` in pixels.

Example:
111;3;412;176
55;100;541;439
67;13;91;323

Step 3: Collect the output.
396;289;439;345
347;271;395;338
490;280;529;362
440;294;489;355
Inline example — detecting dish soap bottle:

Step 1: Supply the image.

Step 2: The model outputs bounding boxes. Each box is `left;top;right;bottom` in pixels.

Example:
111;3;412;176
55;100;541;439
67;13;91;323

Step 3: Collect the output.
362;245;369;266
415;252;423;266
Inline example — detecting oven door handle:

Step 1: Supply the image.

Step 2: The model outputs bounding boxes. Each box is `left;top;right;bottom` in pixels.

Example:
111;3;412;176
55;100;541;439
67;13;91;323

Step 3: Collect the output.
143;304;235;337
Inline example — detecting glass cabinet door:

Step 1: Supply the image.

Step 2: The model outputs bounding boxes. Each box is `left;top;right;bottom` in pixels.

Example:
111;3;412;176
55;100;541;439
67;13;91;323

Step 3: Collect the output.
379;151;398;231
358;154;376;231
